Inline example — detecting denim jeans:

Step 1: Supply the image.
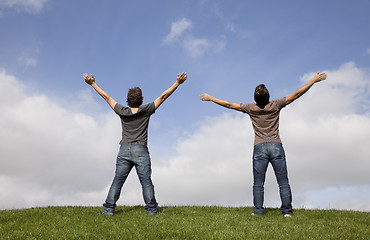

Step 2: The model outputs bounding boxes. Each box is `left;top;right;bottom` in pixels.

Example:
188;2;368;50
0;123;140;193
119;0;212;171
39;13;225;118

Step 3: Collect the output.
253;142;292;215
103;143;159;215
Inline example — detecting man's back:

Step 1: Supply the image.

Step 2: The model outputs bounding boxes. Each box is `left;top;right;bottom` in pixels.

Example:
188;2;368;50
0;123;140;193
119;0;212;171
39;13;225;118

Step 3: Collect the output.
240;98;286;145
114;102;155;144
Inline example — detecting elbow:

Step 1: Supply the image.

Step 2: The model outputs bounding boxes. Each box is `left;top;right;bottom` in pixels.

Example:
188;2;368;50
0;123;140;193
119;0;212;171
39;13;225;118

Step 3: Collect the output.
230;103;242;111
225;101;236;109
160;93;169;102
103;95;111;102
286;96;297;105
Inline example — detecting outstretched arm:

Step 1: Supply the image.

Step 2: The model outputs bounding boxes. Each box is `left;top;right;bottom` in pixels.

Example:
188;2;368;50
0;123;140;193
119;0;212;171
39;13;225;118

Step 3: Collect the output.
285;71;327;105
83;73;117;110
199;93;242;112
154;72;187;109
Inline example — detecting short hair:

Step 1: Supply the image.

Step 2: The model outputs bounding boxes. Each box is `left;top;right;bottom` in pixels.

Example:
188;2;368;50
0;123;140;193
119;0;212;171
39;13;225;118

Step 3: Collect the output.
126;87;143;108
254;84;270;107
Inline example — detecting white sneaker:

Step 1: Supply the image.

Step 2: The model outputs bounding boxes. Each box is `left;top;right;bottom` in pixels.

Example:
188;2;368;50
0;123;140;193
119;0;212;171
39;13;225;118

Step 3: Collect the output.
284;214;292;217
251;213;263;216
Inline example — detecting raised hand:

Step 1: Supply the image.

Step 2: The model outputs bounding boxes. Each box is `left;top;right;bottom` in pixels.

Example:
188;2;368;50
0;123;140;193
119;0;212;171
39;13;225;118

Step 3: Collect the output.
177;72;187;84
199;93;212;101
312;72;327;83
83;73;95;85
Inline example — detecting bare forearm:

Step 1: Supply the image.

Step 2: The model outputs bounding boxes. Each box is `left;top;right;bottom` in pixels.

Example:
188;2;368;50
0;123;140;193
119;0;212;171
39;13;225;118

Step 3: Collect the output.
209;96;233;108
154;81;182;109
91;82;111;101
159;81;181;102
292;79;315;99
83;73;117;110
286;72;327;105
201;94;241;111
90;82;117;109
153;72;187;109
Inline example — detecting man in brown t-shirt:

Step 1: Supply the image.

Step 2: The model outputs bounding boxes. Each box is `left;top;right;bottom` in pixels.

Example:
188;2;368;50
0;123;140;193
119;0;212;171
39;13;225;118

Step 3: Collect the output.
200;72;327;216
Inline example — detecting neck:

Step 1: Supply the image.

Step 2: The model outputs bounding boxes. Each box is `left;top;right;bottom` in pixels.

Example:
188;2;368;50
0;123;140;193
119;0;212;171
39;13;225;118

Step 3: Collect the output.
131;107;139;114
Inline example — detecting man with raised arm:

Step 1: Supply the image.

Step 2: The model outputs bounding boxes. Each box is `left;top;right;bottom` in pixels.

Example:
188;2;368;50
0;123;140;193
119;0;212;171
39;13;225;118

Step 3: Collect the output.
200;72;327;217
83;72;187;216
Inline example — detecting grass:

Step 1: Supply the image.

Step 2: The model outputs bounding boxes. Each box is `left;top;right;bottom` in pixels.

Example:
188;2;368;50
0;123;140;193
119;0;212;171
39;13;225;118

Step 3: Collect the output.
0;206;369;239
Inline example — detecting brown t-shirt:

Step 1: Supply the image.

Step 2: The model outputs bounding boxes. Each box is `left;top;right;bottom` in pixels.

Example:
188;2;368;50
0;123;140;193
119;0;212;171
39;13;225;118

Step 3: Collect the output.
240;98;286;145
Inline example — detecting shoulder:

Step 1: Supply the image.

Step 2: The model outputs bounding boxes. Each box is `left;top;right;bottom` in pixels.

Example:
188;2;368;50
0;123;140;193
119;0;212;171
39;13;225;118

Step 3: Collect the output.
240;103;255;113
271;98;286;109
139;102;156;114
114;103;130;116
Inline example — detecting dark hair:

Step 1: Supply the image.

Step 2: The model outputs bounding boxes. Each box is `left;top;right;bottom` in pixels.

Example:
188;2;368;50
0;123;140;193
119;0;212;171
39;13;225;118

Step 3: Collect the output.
126;87;143;108
254;84;270;107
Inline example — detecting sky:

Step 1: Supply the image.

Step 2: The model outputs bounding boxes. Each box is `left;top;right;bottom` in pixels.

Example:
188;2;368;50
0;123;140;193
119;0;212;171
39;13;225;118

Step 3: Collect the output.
0;0;369;212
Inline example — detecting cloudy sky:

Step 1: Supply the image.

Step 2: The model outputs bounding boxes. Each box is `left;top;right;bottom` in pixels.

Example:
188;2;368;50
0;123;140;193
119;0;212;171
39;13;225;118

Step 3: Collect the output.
1;0;369;212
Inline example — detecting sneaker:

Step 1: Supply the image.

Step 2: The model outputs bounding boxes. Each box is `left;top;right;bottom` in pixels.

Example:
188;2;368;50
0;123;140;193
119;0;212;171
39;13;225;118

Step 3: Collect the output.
283;214;292;217
101;211;114;216
147;210;159;216
251;212;263;216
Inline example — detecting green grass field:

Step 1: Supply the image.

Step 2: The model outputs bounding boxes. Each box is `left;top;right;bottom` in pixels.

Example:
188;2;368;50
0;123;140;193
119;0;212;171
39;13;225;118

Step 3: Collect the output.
0;206;369;239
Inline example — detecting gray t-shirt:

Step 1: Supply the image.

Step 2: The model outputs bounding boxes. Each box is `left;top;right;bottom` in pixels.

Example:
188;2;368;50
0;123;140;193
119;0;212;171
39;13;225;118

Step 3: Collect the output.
114;102;155;144
240;98;286;145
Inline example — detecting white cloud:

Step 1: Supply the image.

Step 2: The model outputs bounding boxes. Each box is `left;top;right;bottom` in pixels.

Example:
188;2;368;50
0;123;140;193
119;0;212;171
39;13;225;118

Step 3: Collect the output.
295;62;370;115
212;3;252;39
154;113;254;206
183;36;226;57
18;55;37;67
0;0;50;13
163;18;192;44
1;62;369;212
295;186;370;211
164;18;226;57
183;37;210;57
0;69;120;209
15;44;40;67
18;47;39;67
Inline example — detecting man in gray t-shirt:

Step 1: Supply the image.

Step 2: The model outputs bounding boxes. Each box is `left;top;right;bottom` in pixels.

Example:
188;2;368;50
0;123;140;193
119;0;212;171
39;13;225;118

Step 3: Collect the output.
200;71;327;217
114;102;155;144
83;72;187;216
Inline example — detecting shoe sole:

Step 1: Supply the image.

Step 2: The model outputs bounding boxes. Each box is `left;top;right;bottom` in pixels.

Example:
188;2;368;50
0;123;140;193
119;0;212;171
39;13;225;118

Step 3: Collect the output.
101;212;114;216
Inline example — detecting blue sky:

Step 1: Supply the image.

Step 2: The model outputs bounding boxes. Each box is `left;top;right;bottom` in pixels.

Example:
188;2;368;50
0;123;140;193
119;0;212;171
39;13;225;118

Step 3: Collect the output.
0;0;369;211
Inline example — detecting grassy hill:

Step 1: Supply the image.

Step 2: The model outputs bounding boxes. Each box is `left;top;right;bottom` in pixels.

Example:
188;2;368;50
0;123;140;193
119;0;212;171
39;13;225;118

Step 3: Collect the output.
0;206;369;239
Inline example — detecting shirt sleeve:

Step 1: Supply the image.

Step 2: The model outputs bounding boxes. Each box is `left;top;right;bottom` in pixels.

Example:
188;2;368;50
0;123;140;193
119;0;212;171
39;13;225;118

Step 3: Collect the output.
276;97;287;109
141;102;156;115
240;103;251;114
114;103;130;116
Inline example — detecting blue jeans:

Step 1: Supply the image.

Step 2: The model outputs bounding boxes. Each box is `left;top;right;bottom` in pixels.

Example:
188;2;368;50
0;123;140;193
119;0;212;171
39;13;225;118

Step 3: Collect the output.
253;142;292;215
103;143;159;214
